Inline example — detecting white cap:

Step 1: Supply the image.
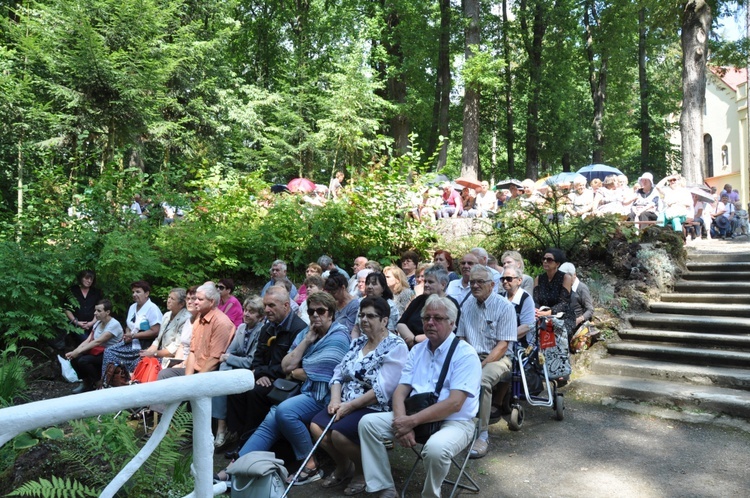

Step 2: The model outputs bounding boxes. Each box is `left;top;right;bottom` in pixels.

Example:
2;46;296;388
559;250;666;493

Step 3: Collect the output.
638;172;654;184
559;262;576;275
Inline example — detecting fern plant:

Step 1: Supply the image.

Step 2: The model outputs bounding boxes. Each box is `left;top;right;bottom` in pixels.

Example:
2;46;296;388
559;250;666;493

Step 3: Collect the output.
0;344;33;407
9;406;194;498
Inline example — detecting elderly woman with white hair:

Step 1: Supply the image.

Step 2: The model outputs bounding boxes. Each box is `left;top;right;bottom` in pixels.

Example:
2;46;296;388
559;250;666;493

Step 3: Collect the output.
500;250;534;295
566;179;595;217
558;263;594;337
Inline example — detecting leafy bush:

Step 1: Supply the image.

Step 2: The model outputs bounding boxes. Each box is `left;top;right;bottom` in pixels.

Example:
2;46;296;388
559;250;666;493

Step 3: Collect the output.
487;188;634;262
0;242;76;347
0;344;33;407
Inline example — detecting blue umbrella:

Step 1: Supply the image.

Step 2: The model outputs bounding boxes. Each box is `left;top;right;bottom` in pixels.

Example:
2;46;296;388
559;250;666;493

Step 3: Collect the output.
576;164;624;182
544;172;587;187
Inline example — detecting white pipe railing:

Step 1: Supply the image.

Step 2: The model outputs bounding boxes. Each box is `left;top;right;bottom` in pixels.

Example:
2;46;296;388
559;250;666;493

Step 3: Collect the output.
0;369;255;498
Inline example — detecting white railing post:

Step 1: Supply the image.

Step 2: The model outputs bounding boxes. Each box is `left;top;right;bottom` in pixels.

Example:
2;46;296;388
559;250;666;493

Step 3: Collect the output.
0;369;254;497
191;396;214;498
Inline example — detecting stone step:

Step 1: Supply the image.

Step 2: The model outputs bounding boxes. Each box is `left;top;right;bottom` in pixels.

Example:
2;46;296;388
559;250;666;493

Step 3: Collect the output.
590;357;750;390
674;280;750;294
627;313;750;334
648;301;750;318
681;271;750;281
571;374;750;418
686;261;750;272
605;341;750;367
686;252;750;263
619;328;750;349
661;293;750;305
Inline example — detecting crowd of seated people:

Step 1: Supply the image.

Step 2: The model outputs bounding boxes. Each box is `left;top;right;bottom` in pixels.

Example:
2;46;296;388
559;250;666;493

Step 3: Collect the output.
399;172;746;244
61;230;727;493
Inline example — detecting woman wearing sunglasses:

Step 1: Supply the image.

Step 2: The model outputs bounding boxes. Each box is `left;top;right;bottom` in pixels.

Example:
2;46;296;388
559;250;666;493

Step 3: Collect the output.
217;278;243;327
218;291;350;485
309;296;407;494
532;248;574;378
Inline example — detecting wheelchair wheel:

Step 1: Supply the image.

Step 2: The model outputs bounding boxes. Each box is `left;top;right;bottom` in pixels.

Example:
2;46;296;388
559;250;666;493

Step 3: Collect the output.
509;405;524;431
554;394;564;421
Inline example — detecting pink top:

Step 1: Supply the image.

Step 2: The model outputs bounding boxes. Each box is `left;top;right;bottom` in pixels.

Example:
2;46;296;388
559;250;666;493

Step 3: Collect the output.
218;295;243;327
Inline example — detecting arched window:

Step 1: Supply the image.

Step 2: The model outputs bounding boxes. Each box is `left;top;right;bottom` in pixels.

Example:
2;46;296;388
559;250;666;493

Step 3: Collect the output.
704;134;714;178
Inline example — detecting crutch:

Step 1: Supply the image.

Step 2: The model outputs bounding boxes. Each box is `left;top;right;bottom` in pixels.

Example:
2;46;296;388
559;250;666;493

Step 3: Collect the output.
281;413;336;498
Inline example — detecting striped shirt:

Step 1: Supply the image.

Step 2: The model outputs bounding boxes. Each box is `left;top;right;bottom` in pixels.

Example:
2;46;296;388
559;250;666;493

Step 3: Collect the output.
456;292;517;356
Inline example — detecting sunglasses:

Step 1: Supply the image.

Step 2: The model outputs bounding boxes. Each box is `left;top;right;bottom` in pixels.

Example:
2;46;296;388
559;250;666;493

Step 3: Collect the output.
501;276;517;282
306;307;328;316
358;312;382;320
668;178;677;183
217;285;226;290
542;257;556;263
422;315;449;323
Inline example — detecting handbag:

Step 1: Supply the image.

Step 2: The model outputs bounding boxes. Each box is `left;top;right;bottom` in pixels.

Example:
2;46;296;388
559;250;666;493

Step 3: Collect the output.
403;337;460;444
267;378;302;405
227;451;288;498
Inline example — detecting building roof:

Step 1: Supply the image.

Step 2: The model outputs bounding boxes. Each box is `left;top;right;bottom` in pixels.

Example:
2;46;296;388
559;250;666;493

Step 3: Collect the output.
709;66;747;92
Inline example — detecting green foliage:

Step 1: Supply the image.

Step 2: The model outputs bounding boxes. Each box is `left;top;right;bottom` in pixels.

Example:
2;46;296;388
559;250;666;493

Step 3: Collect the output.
0;242;75;346
12;428;65;451
0;344;33;407
488;188;629;260
7;476;98;498
12;406;194;498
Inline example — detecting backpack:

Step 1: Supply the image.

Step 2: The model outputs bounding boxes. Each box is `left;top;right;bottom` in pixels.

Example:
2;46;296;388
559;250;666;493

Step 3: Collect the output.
131;356;162;384
102;362;130;388
226;451;288;498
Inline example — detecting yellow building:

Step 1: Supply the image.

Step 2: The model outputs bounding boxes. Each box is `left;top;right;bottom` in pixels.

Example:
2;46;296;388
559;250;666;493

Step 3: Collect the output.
703;66;747;205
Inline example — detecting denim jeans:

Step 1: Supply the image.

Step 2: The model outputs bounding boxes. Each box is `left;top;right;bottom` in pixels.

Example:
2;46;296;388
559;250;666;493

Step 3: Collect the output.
238;393;325;461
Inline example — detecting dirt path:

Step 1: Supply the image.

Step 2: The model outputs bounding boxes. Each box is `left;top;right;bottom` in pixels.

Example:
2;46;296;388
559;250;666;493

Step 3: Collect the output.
281;392;750;498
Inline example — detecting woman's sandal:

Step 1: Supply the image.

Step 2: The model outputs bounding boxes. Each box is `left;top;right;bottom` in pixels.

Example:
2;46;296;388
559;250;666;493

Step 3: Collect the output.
320;463;354;488
288;464;322;486
343;475;367;496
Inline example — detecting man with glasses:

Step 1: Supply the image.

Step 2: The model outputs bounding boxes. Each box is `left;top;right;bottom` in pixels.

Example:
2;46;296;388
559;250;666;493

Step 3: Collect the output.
499;267;535;343
348;256;369;295
359;295;481;498
260;259;298;299
456;265;516;459
446;253;479;305
224;287;307;455
470;247;501;290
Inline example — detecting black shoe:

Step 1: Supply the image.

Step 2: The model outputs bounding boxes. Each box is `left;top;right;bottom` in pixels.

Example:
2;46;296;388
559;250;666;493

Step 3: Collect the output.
224;448;239;460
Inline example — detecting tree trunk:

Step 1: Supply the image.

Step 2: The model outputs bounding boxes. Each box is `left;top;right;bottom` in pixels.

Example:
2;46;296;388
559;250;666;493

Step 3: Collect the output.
680;0;711;185
638;7;650;174
502;0;515;177
428;0;451;170
521;0;546;180
584;0;607;165
382;7;409;156
461;0;480;179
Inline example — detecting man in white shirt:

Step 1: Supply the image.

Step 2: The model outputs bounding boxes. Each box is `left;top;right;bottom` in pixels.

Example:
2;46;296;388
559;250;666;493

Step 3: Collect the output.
446;253;478;306
359;295;481;498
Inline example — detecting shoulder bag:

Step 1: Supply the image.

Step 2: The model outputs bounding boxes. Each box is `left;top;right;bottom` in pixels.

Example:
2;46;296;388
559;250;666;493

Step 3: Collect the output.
403;336;460;444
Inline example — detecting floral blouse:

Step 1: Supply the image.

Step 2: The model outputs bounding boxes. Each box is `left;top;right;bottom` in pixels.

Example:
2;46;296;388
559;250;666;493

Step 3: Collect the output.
331;334;408;412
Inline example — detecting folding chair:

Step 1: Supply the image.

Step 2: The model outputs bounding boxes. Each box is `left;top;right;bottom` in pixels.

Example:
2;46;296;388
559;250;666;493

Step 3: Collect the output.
400;412;481;498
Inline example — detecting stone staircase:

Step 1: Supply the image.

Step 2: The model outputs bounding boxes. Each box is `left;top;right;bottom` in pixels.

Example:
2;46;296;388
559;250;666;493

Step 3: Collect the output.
572;248;750;419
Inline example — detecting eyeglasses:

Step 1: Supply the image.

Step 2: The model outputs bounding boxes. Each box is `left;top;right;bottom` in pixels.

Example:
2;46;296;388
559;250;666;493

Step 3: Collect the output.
469;279;491;287
460;261;476;266
668;178;677;183
501;276;518;282
542;257;556;263
422;315;449;323
358;312;381;320
307;307;328;316
217;285;226;291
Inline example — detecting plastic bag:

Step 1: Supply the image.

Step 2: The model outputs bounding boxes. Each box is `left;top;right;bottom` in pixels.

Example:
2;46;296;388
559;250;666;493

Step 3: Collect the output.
57;355;80;383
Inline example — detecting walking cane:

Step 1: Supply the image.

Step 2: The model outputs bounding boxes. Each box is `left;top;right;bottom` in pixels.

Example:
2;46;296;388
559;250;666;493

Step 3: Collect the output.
281;414;337;498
